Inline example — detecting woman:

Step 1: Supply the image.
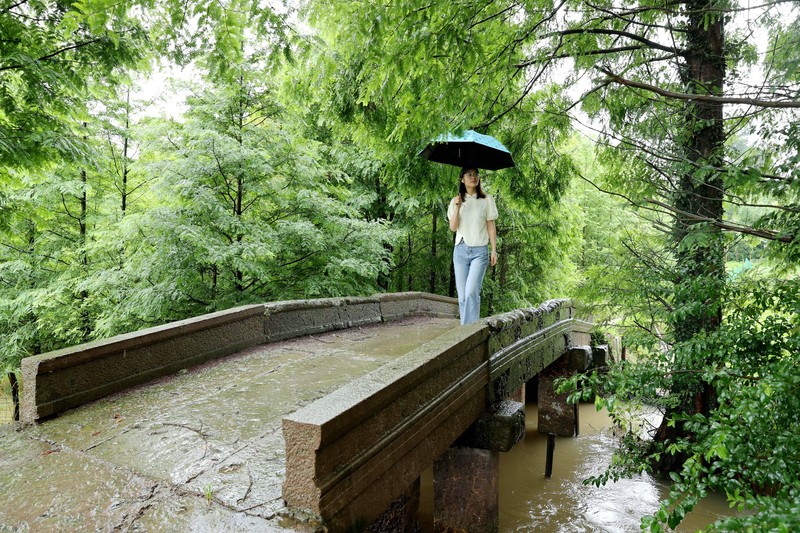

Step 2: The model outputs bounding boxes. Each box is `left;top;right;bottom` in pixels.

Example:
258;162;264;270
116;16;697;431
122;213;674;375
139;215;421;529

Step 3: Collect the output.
447;167;498;324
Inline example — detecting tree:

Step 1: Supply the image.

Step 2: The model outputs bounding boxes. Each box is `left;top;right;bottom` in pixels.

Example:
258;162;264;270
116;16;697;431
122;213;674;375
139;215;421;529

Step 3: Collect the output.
0;0;148;167
128;58;396;317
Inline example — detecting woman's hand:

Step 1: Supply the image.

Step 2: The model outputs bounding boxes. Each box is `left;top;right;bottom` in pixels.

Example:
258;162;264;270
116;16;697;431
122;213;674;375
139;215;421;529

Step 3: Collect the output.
490;251;498;267
449;196;462;232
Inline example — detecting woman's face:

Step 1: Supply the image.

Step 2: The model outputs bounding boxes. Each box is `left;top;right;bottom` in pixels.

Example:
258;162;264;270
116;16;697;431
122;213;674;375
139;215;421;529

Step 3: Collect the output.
461;169;480;187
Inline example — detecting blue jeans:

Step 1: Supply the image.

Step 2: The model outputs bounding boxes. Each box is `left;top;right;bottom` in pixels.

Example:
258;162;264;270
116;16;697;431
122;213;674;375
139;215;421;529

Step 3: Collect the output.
453;241;489;325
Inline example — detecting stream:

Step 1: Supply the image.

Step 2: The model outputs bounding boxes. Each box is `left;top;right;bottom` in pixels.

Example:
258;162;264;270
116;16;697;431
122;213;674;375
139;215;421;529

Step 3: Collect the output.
419;403;733;532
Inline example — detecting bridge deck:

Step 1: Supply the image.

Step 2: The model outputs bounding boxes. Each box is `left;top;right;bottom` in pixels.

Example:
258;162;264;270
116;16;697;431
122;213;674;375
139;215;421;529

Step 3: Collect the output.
0;316;459;532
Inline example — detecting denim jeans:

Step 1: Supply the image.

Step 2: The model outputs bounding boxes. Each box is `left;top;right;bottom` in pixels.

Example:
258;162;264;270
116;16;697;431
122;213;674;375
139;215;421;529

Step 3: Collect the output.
453;241;489;325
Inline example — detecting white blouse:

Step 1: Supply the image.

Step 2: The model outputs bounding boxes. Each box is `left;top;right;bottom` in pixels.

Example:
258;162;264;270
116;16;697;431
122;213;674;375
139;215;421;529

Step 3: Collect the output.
447;193;498;247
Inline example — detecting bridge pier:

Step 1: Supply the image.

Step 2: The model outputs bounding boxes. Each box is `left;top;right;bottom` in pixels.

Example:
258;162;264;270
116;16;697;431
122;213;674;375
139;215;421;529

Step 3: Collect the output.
367;477;421;533
432;400;525;533
434;447;499;533
538;346;592;436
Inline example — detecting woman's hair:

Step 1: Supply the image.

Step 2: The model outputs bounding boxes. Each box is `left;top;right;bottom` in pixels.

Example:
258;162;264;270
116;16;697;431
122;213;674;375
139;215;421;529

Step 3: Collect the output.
459;167;486;201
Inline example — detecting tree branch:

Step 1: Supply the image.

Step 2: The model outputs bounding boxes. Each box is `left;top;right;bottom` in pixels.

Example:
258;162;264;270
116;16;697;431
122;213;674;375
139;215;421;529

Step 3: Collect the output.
1;0;31;15
644;197;794;242
0;38;104;72
554;28;681;55
598;67;800;108
516;45;655;68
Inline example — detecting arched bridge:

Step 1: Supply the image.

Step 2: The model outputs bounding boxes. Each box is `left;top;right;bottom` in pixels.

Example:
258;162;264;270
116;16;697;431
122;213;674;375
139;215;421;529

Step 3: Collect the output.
2;293;611;532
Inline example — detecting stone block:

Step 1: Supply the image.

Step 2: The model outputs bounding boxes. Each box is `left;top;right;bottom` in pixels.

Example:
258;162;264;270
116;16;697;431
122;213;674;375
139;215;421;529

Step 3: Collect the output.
342;297;383;328
456;400;525;452
433;447;499;533
263;298;348;342
367;477;420;533
415;294;460;319
537;360;576;437
377;292;458;321
563;346;592;371
592;345;610;369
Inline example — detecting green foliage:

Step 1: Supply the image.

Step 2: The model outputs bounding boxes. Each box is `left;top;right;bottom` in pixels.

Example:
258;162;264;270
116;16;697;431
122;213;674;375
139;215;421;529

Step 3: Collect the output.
0;0;147;167
562;273;800;531
0;46;396;377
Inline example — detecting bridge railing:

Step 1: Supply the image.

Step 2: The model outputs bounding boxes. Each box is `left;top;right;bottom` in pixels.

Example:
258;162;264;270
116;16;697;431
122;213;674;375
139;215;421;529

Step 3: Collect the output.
282;299;593;530
20;292;458;423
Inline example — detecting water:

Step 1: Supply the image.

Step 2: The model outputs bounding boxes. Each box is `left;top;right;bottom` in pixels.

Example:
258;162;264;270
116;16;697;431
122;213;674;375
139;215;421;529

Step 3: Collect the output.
419;404;732;532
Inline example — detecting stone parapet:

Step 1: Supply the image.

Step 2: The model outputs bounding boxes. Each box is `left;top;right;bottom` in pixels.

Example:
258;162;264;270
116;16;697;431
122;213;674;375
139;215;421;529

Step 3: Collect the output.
21;292;459;424
377;291;461;321
264;292;459;342
21;304;266;423
282;322;489;530
484;299;593;404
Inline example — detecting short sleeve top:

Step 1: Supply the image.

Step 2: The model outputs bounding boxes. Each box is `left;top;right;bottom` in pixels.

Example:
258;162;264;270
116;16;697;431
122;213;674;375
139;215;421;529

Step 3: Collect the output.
447;193;498;247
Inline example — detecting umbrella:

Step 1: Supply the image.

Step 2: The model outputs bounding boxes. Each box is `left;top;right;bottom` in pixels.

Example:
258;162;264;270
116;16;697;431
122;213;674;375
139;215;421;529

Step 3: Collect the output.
418;129;515;170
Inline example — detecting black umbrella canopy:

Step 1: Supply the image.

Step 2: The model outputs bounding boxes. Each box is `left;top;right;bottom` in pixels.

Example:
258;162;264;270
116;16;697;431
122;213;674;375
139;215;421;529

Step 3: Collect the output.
418;129;515;171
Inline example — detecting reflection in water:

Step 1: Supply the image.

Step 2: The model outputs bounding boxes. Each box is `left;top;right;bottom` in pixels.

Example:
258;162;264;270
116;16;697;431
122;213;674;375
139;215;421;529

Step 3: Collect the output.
420;404;732;532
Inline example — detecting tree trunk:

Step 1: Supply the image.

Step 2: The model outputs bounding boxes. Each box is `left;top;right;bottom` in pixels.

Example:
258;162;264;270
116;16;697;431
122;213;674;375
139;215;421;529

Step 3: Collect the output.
9;372;19;422
121;87;130;217
654;0;726;475
407;232;413;291
430;209;437;294
79;166;90;342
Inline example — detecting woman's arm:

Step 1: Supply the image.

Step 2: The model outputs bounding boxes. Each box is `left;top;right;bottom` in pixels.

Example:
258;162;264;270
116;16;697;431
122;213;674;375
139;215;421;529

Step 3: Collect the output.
487;219;497;266
448;197;461;232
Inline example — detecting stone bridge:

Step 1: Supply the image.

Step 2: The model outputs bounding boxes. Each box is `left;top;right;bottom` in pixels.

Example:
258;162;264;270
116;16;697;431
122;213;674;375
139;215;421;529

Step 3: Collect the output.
1;292;609;532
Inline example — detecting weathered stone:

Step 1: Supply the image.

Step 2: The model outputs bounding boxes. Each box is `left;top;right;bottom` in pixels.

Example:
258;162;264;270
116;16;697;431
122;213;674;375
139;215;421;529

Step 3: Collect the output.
508;384;525;404
367;477;420;533
537;360;577;437
264;298;350;342
592;344;610;369
14;290;602;532
563;346;592;371
433;447;499;533
21;293;461;425
487;330;573;404
22;304;266;423
283;322;490;529
456;400;525;452
377;292;459;321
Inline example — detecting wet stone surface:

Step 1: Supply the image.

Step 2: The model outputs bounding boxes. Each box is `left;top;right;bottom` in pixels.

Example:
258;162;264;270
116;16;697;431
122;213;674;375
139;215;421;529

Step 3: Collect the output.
0;316;459;532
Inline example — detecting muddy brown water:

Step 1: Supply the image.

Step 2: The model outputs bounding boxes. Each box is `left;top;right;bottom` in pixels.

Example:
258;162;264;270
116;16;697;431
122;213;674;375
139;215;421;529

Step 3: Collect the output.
418;403;733;532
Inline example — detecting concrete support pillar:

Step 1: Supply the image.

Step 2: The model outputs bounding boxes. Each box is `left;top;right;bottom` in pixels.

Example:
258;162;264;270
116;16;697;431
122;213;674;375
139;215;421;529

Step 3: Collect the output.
367;477;421;533
433;447;499;533
538;346;592;436
432;400;524;532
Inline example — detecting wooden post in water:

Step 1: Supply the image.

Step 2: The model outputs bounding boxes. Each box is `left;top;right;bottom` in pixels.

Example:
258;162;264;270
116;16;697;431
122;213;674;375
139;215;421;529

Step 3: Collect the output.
545;434;556;478
574;402;579;437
